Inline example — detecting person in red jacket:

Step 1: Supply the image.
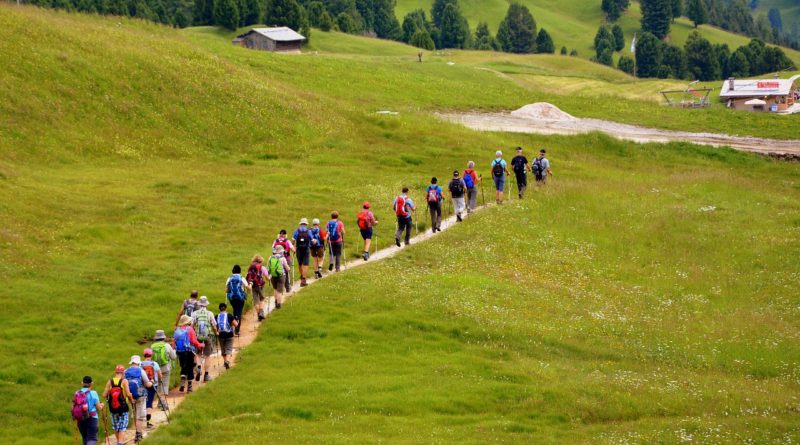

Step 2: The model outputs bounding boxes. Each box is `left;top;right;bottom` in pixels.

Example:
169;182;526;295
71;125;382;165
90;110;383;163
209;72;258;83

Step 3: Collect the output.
172;314;204;393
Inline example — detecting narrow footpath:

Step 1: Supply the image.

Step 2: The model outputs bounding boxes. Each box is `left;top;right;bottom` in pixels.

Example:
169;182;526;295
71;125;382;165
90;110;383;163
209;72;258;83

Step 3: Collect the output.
119;202;488;444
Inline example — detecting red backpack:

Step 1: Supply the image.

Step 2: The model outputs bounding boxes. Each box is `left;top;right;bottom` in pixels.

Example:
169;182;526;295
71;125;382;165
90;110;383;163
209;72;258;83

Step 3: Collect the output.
395;195;409;217
357;211;371;230
246;262;265;287
426;187;439;203
142;363;156;382
107;378;129;414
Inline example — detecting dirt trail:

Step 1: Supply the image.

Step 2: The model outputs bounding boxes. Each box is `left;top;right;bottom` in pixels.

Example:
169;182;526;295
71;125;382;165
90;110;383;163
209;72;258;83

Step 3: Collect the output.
118;204;486;444
437;103;800;159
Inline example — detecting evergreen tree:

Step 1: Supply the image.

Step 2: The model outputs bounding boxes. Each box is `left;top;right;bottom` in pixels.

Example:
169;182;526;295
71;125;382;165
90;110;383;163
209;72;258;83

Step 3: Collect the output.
431;0;456;29
372;0;402;40
241;0;260;25
213;0;239;29
618;55;635;74
594;25;613;50
193;0;214;25
319;10;335;31
635;31;663;77
410;28;435;50
767;8;782;32
355;0;374;32
662;44;687;78
535;28;555;53
569;48;578;56
473;22;498;50
305;1;324;26
336;11;355;32
402;9;430;43
686;0;707;28
438;3;470;48
611;23;624;51
560;46;567;55
605;0;621;21
265;0;310;41
714;43;730;78
728;48;750;77
670;0;682;22
598;47;614;65
497;2;537;53
641;0;671;39
684;31;720;80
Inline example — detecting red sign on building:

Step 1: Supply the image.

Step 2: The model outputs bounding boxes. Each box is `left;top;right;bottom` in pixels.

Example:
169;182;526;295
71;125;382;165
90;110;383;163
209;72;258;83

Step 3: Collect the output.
757;81;780;89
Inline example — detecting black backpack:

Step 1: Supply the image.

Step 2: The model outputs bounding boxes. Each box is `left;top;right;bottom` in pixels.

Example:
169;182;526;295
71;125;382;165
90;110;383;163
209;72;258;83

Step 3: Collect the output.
492;160;504;178
296;228;311;248
448;179;464;196
532;158;544;177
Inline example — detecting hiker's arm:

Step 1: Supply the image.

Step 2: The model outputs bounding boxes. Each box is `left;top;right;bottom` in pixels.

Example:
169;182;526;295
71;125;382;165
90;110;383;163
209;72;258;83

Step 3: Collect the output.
102;381;111;399
143;372;153;388
94;392;104;411
123;380;133;400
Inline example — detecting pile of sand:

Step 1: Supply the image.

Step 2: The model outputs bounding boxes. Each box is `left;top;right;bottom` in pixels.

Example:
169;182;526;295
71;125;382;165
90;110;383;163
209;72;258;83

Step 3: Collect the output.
510;102;576;121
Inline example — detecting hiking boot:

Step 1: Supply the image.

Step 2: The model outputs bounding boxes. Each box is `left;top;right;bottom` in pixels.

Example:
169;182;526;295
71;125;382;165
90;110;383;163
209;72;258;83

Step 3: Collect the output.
275;302;281;309
456;214;462;222
363;252;369;261
203;372;211;382
187;382;193;393
179;376;186;392
300;278;308;287
147;422;154;429
224;361;230;369
315;270;322;279
194;371;201;382
328;263;333;271
134;432;143;444
395;238;401;247
258;313;264;321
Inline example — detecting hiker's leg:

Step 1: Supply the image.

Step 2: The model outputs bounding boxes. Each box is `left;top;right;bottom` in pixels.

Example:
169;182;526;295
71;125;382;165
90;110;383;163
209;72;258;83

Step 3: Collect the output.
404;219;411;245
395;217;403;243
332;243;342;271
160;368;170;395
252;285;263;316
231;299;244;334
86;417;98;445
78;418;88;444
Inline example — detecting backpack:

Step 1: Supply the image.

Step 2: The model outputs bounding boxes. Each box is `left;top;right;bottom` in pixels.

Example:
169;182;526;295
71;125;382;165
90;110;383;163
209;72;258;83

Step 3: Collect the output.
309;227;322;246
426;186;440;204
246;262;265;288
327;220;340;242
183;299;197;317
357;211;371;230
274;238;291;256
268;255;284;278
174;326;191;353
295;228;311;248
492;160;504;178
151;342;169;367
532;158;544;177
227;275;246;302
142;362;156;383
124;367;144;399
71;389;90;421
448;179;464;196
463;172;475;189
107;379;129;414
395;195;409;217
512;156;527;173
194;309;211;343
217;312;233;335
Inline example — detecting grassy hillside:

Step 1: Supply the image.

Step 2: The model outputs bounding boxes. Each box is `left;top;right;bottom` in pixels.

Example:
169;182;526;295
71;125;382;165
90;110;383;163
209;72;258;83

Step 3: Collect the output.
1;4;799;443
756;0;800;34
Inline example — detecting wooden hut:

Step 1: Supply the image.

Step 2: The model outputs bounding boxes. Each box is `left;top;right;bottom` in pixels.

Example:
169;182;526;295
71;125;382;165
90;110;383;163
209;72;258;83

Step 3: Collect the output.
719;75;799;112
232;27;306;53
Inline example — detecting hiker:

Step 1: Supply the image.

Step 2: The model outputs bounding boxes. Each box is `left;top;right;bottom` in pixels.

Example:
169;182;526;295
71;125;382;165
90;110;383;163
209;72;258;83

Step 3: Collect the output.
491;150;510;204
418;50;423;62
533;149;553;184
393;187;416;246
140;349;162;429
510;146;529;198
225;264;250;336
124;355;153;443
464;161;480;212
268;246;290;308
326;212;345;272
425;177;443;233
174;290;199;328
150;330;176;405
102;365;132;445
217;302;236;369
293;218;313;286
246;255;268;321
357;202;378;260
448;170;467;222
273;230;295;291
173;314;204;394
73;375;104;445
309;218;327;278
191;296;218;383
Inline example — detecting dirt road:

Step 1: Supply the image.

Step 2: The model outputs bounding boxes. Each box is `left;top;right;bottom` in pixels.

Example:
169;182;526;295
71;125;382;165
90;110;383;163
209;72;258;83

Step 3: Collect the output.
437;103;800;159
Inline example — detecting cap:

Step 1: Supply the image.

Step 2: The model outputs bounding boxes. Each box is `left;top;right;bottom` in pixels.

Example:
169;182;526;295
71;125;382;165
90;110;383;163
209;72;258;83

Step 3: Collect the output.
143;348;153;357
300;217;308;225
115;365;125;373
312;218;320;225
83;375;93;384
363;201;371;209
129;355;141;365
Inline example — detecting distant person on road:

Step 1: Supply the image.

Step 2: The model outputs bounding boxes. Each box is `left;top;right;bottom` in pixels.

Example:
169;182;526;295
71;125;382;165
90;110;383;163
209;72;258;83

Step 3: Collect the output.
293;218;312;286
150;330;176;406
448;170;467;222
326;212;345;272
310;218;326;278
225;264;250;336
393;187;417;246
140;349;162;429
124;355;153;443
356;202;378;261
273;230;295;291
174;290;199;328
491;150;510;204
74;375;103;445
425;177;443;233
246;255;268;321
191;296;217;383
217;302;236;369
173;314;204;394
510;146;529;198
533;149;553;184
269;246;290;308
103;365;132;445
464;161;480;212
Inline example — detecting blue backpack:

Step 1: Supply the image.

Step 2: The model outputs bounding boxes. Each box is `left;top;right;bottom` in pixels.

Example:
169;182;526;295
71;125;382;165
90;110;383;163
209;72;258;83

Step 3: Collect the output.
217;313;232;335
124;367;145;399
227;275;246;302
327;220;340;242
463;172;475;189
309;227;322;246
174;326;191;353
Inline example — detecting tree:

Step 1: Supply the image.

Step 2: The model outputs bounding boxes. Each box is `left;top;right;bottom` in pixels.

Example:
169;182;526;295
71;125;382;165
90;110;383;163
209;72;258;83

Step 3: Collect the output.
641;0;671;39
431;0;456;28
497;2;537;53
569;48;578;56
686;0;707;28
410;28;435;50
767;8;782;32
372;0;402;39
536;28;555;53
319;10;335;31
560;46;567;55
684;31;720;80
336;11;356;32
611;23;624;51
670;0;682;22
728;48;750;77
194;0;214;25
305;1;324;26
213;0;239;29
265;0;310;41
618;55;635;74
714;43;730;78
635;31;663;77
662;44;687;78
241;0;260;25
473;22;499;50
438;3;470;48
598;47;614;65
402;10;431;43
603;0;621;21
594;25;612;49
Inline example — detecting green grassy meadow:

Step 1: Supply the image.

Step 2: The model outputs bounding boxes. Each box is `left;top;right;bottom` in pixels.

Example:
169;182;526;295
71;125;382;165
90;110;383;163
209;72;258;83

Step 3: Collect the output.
1;3;800;444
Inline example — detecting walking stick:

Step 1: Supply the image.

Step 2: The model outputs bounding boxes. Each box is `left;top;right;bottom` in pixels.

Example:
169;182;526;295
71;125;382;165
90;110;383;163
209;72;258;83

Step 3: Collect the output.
101;409;112;445
74;420;79;445
480;175;485;206
342;236;347;270
155;393;171;424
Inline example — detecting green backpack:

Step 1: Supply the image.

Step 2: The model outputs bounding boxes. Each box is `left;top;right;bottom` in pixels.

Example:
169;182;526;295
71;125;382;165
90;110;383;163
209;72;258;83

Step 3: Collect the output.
151;342;170;367
268;255;284;278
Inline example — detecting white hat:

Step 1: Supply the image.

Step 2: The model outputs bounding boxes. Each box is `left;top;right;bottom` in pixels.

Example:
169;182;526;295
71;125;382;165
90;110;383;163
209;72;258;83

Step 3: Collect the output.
312;218;320;225
275;245;285;254
300;218;308;225
198;296;209;307
495;150;502;157
129;355;142;365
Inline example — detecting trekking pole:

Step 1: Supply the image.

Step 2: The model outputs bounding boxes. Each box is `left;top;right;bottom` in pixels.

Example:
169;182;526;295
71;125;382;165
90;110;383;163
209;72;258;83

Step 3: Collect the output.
480;175;485;207
102;409;111;445
342;236;347;270
73;420;79;445
156;392;171;423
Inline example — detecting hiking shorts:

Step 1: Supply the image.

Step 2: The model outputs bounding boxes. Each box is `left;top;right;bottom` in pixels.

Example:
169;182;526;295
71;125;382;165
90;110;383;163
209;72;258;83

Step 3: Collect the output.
296;247;310;266
218;336;234;356
133;397;147;420
312;245;325;258
270;276;285;293
201;338;214;356
360;228;373;240
251;284;264;305
111;412;129;432
493;175;505;191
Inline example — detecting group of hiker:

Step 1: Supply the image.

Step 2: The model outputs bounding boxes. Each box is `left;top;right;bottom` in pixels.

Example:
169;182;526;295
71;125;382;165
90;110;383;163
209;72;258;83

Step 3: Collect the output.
70;148;552;445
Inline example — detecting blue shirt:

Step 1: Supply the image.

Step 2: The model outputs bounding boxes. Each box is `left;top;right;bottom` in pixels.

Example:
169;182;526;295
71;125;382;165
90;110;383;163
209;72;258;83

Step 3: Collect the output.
80;388;100;419
426;185;443;201
491;159;507;177
393;194;415;217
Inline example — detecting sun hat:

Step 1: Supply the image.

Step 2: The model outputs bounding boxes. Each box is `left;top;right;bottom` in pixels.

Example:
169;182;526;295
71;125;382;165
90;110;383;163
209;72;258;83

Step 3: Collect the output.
275;245;285;254
129;355;141;365
115;365;125;373
312;218;320;225
143;348;153;357
178;314;192;326
363;201;371;209
198;296;209;307
153;330;166;341
272;246;278;254
300;217;308;225
495;150;502;157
